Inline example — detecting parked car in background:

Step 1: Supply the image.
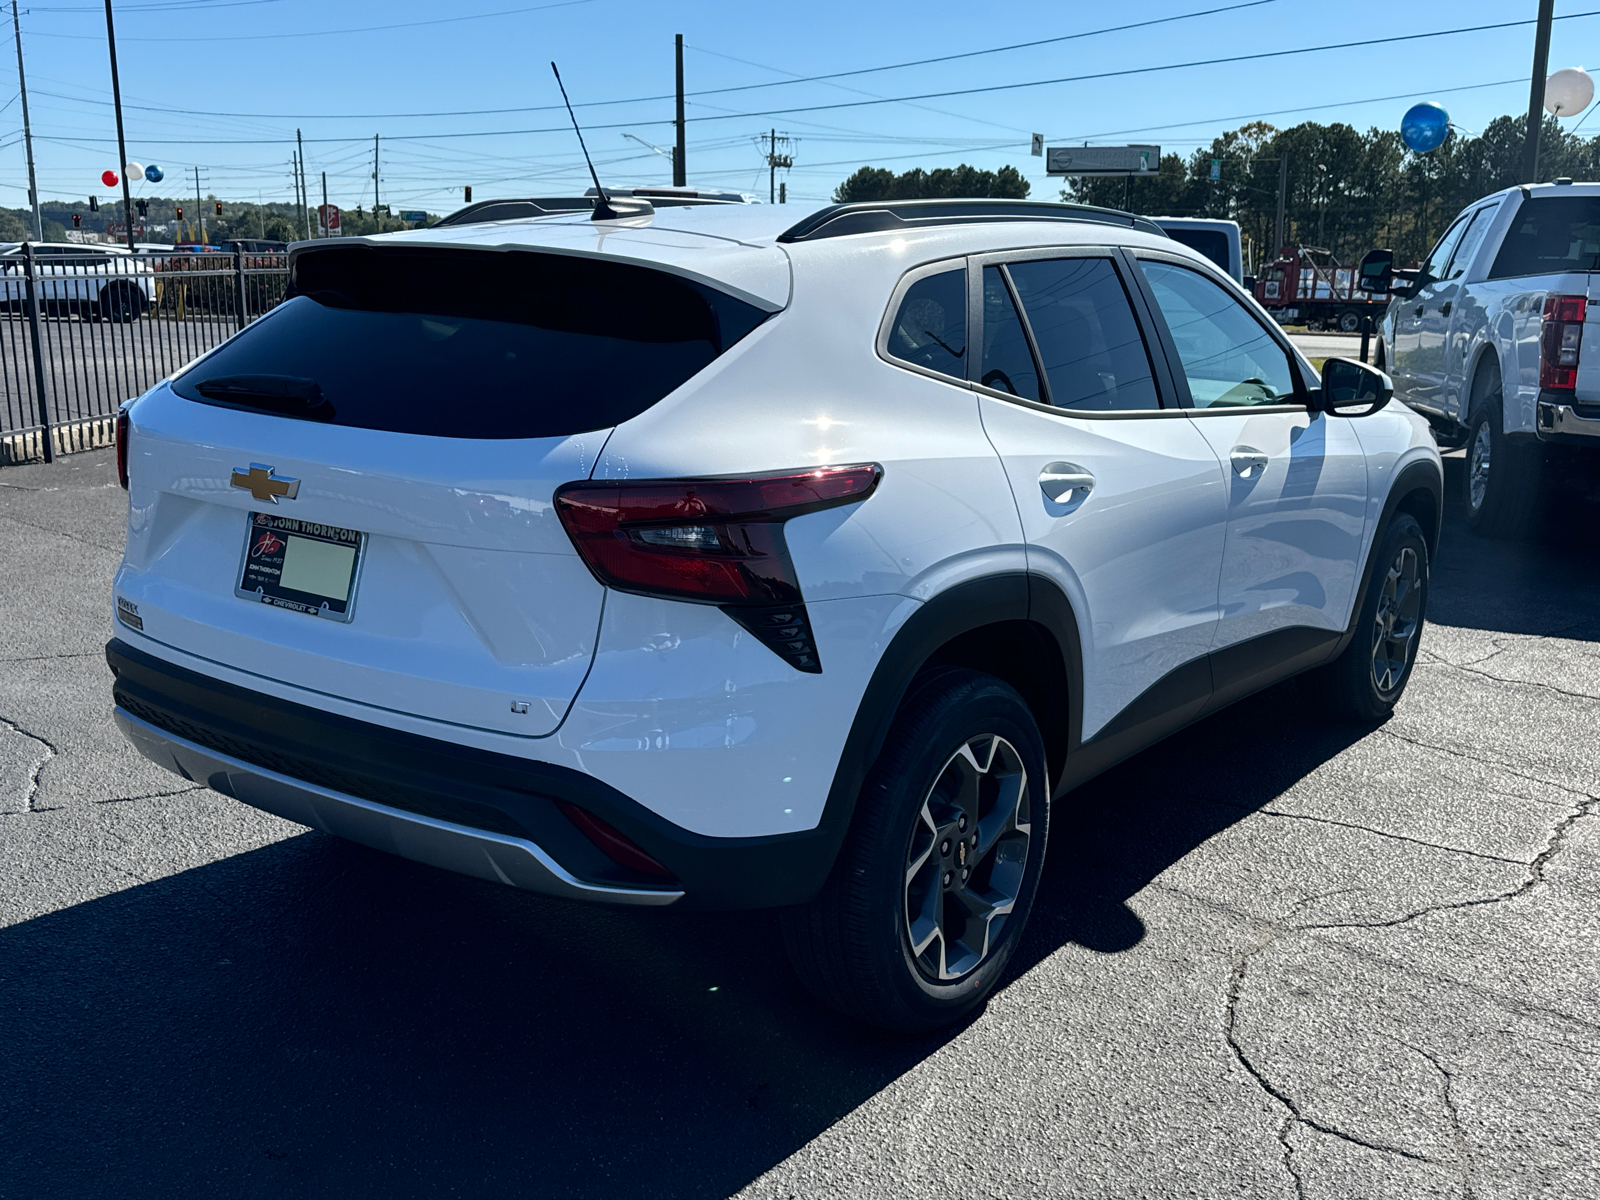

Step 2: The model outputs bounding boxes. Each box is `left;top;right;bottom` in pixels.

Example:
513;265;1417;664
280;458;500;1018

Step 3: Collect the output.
0;242;154;321
108;198;1441;1031
1153;217;1242;284
1365;179;1600;535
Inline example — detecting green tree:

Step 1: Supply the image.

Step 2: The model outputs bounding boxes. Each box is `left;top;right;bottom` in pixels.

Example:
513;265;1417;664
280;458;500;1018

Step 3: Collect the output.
833;163;1030;202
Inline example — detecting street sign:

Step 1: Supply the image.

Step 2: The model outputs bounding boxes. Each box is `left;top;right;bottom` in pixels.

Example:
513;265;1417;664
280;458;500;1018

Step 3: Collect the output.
1031;133;1044;157
1045;144;1160;176
317;204;341;235
1210;159;1222;181
399;210;427;223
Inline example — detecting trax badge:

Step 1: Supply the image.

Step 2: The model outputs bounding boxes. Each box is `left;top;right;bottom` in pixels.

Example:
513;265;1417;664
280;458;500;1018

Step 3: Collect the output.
230;463;300;504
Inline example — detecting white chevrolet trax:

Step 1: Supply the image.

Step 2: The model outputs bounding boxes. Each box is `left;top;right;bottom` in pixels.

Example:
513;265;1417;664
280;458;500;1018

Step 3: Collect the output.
108;198;1443;1031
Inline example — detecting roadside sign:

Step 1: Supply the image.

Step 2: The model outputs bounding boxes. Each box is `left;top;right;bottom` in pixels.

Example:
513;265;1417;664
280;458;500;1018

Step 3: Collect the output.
1045;144;1160;176
317;204;341;235
1031;133;1044;156
1210;159;1221;180
399;210;428;223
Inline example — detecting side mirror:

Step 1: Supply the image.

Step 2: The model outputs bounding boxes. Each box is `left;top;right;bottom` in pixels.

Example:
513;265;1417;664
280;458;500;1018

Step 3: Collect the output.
1314;357;1392;417
1357;247;1394;294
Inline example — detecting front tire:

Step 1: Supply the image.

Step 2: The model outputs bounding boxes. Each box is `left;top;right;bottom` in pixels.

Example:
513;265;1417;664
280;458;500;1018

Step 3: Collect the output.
1337;309;1362;333
1300;514;1429;722
781;669;1049;1032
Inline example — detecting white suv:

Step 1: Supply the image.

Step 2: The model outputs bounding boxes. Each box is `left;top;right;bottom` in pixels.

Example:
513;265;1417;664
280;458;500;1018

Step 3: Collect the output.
107;198;1442;1031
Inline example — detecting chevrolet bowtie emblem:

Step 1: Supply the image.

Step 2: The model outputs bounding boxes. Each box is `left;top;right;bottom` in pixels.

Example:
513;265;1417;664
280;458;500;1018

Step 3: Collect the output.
230;463;300;504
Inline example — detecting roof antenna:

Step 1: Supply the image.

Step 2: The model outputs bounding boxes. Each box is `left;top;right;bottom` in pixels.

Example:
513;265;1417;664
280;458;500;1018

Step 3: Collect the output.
551;61;623;221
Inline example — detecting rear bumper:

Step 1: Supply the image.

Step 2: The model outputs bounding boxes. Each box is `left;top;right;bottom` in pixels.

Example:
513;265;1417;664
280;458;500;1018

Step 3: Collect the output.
1536;397;1600;445
106;638;842;909
115;706;683;906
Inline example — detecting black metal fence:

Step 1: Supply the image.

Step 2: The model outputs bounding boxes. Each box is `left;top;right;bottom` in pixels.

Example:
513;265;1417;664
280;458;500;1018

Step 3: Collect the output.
0;244;289;464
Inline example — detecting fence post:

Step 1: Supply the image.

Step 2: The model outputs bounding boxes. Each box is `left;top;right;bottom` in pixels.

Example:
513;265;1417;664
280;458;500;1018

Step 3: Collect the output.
21;241;52;463
233;249;247;333
1359;313;1372;364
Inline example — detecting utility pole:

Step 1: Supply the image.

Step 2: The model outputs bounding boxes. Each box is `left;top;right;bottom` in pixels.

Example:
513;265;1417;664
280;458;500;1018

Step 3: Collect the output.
673;34;686;187
321;171;328;238
102;0;135;252
764;128;792;204
10;0;40;241
1522;0;1556;183
373;134;381;232
193;164;204;243
296;128;310;240
1272;150;1288;255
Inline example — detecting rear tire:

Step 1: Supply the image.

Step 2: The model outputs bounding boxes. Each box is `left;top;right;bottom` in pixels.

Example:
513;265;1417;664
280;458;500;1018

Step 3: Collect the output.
1337;309;1362;333
1464;388;1541;538
781;669;1049;1033
1300;514;1428;723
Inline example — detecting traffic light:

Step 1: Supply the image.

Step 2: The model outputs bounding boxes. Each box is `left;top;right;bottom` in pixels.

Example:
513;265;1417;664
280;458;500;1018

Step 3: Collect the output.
88;196;99;212
135;199;148;217
215;200;223;216
464;185;472;203
175;205;183;220
71;214;81;228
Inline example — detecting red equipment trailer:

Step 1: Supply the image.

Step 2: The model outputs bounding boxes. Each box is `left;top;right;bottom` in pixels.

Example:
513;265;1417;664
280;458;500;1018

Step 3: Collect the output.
1253;246;1388;332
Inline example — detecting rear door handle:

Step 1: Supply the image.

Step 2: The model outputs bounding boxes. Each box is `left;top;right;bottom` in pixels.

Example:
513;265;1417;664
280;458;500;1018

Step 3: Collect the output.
1039;462;1094;503
1230;447;1269;478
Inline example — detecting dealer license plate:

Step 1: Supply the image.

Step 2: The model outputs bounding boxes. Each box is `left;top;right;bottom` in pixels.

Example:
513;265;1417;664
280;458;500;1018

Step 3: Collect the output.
236;512;365;622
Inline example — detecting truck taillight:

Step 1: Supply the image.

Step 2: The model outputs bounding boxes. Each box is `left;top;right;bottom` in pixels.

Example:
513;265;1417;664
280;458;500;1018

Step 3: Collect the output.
553;464;881;673
1540;294;1587;390
115;407;130;488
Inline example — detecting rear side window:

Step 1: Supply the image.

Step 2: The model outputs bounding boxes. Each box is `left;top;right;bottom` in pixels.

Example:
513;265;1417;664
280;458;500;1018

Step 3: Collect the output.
171;246;770;439
886;268;967;379
1007;258;1161;412
980;266;1042;402
1489;196;1600;279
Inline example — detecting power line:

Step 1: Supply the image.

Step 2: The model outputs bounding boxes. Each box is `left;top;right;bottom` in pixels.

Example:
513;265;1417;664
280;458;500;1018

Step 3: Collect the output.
28;0;592;41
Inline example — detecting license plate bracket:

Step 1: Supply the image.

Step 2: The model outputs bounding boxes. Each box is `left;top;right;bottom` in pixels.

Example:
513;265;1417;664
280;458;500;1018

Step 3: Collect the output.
236;511;365;622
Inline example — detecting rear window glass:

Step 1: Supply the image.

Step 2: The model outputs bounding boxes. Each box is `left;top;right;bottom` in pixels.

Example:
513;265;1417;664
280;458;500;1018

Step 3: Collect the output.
1488;196;1600;279
886;267;966;378
171;246;769;439
1164;229;1231;275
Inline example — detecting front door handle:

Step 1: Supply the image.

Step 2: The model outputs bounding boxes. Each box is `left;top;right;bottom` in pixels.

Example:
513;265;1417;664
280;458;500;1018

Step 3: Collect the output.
1230;447;1269;478
1439;300;1452;317
1039;462;1094;503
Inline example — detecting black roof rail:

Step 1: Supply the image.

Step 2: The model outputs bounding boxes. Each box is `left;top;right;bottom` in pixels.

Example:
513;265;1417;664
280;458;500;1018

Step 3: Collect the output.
433;197;596;227
776;199;1170;244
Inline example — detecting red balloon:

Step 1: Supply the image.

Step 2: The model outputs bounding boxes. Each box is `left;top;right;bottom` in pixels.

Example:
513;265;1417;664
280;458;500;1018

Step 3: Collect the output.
101;169;119;187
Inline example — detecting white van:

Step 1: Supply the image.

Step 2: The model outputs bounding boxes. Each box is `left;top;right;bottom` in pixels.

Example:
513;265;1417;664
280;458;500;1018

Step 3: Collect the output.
1153;218;1243;285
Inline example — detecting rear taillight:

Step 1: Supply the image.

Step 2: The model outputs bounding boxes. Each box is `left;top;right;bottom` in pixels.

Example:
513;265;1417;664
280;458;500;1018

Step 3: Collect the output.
1540;294;1587;390
115;407;130;489
554;464;882;673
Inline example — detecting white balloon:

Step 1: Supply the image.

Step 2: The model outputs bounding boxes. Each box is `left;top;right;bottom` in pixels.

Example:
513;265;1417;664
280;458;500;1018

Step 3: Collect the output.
123;161;144;180
1545;68;1594;116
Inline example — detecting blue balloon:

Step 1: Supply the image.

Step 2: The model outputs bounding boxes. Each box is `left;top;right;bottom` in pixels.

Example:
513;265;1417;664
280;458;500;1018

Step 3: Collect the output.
144;164;163;183
1402;103;1450;153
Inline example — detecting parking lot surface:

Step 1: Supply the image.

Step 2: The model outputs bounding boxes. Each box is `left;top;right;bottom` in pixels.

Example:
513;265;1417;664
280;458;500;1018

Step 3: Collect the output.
2;448;1597;1199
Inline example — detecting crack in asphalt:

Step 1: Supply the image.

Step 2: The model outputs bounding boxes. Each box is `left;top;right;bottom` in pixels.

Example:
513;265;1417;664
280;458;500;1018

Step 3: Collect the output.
94;785;208;805
1397;1039;1476;1199
0;652;104;664
1376;727;1594;801
1296;794;1599;935
0;712;58;814
1434;659;1600;705
1224;904;1439;1194
0;510;124;555
1255;809;1528;866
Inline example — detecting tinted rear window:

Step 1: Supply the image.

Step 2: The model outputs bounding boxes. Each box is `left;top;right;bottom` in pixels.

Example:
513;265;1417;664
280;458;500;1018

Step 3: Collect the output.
1488;196;1600;279
1164;229;1231;274
172;246;769;438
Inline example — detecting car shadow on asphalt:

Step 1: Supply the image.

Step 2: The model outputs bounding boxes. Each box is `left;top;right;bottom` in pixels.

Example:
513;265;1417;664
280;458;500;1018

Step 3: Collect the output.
4;451;1596;1199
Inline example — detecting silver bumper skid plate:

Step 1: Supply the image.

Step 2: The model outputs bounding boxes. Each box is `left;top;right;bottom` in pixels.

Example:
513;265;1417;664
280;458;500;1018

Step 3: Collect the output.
114;707;684;906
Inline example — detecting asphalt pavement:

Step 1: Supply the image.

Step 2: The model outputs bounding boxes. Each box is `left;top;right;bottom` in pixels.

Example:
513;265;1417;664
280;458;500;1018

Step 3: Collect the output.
2;447;1598;1199
1286;330;1368;361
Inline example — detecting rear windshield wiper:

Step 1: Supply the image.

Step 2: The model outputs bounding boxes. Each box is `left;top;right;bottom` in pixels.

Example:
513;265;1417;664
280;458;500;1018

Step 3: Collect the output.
193;374;334;422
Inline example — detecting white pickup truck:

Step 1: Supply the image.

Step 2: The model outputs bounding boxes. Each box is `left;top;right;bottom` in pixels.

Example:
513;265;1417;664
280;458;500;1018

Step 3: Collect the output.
1365;180;1600;536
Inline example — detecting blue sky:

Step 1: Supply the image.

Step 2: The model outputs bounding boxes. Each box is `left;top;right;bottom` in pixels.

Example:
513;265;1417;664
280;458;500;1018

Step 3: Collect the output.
2;0;1597;215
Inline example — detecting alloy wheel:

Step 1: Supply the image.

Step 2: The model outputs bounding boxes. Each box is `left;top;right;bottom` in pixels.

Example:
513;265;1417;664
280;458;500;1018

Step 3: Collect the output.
903;734;1031;981
1468;421;1492;511
1371;545;1423;694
